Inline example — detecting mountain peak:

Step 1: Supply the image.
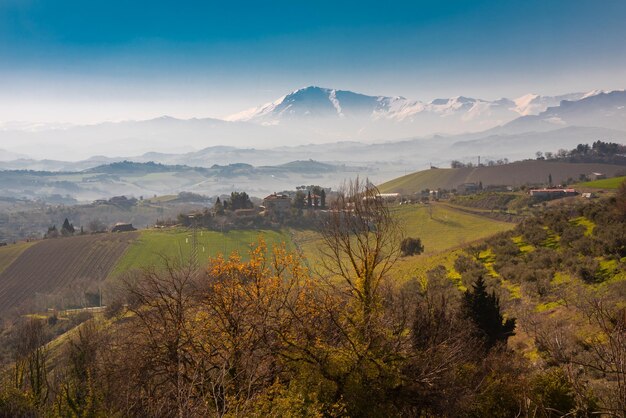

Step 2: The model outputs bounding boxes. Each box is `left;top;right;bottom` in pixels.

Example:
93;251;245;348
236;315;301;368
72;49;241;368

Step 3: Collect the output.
225;86;626;137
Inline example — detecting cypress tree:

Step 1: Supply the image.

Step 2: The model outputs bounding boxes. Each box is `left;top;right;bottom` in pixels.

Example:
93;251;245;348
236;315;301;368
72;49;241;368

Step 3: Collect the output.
463;276;515;349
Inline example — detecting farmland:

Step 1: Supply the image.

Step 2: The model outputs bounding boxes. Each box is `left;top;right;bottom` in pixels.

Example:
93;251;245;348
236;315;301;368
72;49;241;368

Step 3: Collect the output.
392;204;514;253
109;228;294;278
292;203;514;275
576;175;626;189
0;232;138;316
0;241;36;274
379;160;626;194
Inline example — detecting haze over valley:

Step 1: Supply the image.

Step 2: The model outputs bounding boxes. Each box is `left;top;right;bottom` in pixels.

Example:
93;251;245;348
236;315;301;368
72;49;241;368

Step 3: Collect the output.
1;86;625;202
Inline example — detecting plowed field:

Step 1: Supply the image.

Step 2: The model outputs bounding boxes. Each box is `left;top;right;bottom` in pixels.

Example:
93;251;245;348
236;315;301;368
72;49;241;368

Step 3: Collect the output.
0;232;138;314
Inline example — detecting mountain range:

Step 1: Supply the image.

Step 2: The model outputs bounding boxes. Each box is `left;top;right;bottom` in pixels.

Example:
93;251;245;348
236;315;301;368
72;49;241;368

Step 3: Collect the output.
0;86;624;190
225;86;622;138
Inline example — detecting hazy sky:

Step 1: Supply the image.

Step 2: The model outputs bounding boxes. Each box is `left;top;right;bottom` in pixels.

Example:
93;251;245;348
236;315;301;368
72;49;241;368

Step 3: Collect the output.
1;0;625;124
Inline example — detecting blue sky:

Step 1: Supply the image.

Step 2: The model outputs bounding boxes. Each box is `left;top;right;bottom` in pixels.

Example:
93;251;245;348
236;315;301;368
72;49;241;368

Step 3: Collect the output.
1;0;625;123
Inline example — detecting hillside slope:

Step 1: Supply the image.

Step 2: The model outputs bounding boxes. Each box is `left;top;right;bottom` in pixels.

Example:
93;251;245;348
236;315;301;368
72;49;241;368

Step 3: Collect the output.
109;228;293;278
0;233;138;315
379;161;626;194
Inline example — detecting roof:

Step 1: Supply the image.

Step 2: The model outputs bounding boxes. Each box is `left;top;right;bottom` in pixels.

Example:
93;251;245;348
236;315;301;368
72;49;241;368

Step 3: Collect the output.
529;188;576;193
264;193;290;200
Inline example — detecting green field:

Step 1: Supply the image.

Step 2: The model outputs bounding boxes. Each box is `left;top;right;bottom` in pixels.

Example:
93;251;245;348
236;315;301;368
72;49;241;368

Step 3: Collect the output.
110;228;294;277
379;168;459;194
0;241;37;274
292;203;514;279
393;204;514;254
576;176;626;189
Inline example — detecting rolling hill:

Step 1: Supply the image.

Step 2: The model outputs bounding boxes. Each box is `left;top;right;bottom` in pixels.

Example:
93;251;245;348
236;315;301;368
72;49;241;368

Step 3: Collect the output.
0;228;295;317
0;233;138;316
379;160;626;194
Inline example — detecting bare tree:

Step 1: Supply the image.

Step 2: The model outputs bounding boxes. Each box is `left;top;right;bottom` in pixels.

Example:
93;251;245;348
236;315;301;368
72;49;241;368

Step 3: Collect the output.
534;287;626;416
281;177;408;415
318;177;402;325
111;259;206;418
11;318;50;408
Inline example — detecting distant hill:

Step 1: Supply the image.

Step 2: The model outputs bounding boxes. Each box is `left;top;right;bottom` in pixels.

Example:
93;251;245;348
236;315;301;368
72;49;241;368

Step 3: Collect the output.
85;160;195;175
379;161;626;194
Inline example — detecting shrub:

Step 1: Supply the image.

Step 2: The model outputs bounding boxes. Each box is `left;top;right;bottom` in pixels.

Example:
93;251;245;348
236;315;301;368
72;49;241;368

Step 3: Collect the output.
401;237;424;256
104;299;124;319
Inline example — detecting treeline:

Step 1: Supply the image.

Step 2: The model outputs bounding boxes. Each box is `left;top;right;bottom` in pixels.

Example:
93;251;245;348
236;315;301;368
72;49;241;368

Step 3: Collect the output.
451;140;626;169
537;140;626;164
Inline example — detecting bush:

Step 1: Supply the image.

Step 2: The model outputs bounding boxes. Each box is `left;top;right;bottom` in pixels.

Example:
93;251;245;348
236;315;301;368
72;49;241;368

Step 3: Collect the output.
401;237;424;256
104;299;124;319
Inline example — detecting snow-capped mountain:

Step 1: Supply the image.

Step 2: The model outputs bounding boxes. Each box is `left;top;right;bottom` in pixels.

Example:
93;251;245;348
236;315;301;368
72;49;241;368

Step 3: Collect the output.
226;87;393;123
226;86;610;137
1;86;623;161
502;90;626;133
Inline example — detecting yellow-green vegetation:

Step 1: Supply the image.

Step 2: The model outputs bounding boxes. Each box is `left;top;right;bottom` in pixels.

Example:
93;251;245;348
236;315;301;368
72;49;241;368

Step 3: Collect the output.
535;300;565;313
512;235;535;253
110;228;293;277
572;216;595;235
394;248;465;286
0;241;36;274
576;175;626;189
393;204;514;254
542;227;560;249
552;271;573;285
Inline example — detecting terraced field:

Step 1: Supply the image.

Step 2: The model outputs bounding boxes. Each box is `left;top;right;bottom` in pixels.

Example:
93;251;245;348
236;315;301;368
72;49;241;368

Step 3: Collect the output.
0;232;138;315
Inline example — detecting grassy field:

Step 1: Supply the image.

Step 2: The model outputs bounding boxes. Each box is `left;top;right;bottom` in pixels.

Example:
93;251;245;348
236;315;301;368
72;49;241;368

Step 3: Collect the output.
0;241;37;274
576;176;626;189
109;228;294;277
393;204;514;254
292;203;514;280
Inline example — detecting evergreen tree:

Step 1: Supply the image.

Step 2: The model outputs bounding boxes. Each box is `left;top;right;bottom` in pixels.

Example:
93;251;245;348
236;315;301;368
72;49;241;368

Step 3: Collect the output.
61;218;75;236
320;189;326;208
214;197;225;215
307;191;312;208
229;191;253;210
463;276;515;349
293;191;306;209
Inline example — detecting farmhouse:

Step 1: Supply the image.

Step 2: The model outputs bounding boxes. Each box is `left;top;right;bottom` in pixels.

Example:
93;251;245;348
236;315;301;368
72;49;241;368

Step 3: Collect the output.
262;193;291;214
111;222;137;232
529;188;578;198
377;193;400;202
589;172;606;181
